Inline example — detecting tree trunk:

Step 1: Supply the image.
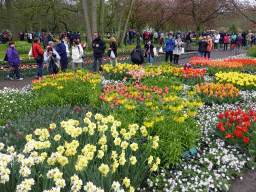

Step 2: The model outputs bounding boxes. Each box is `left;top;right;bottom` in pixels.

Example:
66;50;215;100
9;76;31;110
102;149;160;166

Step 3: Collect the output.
195;25;201;43
99;0;105;36
116;0;127;45
118;0;134;47
81;0;93;50
92;0;97;35
5;0;19;41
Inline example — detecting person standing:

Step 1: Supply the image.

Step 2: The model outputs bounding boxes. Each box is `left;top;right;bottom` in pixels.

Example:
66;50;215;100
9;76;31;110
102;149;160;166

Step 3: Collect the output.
47;33;52;43
185;32;192;50
28;32;33;43
7;41;23;80
230;32;236;51
197;36;208;57
71;39;84;71
205;35;212;58
92;32;106;72
165;34;175;63
144;41;154;64
38;32;41;41
246;30;252;50
68;31;74;49
44;47;60;75
124;31;128;46
160;32;165;46
108;37;117;65
129;30;133;44
154;31;158;44
213;32;220;50
131;44;144;65
32;37;44;78
63;36;70;57
145;31;149;44
173;36;184;64
43;35;48;49
223;33;229;51
136;32;140;44
235;33;243;55
56;38;68;72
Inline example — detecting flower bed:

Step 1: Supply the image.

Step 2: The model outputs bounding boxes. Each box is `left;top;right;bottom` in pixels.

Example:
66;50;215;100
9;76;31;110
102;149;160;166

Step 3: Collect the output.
215;71;256;91
195;82;241;104
189;57;256;75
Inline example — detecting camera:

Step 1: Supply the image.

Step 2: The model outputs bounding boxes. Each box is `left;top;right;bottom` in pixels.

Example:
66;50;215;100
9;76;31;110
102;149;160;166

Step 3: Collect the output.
52;53;56;58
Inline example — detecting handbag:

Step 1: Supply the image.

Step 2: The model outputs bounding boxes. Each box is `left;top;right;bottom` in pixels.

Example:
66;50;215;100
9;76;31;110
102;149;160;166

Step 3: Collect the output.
110;50;115;59
28;47;33;57
35;46;44;63
4;53;8;61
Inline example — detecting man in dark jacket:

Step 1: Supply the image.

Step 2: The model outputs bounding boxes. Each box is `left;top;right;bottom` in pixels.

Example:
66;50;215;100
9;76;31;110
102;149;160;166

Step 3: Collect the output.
197;37;208;57
92;32;106;72
131;44;144;65
56;38;68;71
68;31;73;49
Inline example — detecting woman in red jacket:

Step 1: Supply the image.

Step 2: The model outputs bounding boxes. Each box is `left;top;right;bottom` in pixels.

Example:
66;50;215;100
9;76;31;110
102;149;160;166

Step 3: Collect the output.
223;33;229;51
32;37;44;78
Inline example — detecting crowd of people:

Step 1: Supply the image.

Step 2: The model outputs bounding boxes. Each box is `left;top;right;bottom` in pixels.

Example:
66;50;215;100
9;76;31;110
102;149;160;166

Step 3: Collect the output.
3;28;256;80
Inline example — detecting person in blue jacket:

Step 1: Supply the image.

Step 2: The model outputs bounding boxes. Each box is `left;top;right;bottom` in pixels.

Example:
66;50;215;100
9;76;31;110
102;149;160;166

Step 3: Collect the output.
165;34;176;63
7;41;23;80
56;38;68;71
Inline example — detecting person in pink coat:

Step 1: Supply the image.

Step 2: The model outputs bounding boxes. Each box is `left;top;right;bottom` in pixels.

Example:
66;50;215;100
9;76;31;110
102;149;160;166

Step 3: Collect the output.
223;33;229;51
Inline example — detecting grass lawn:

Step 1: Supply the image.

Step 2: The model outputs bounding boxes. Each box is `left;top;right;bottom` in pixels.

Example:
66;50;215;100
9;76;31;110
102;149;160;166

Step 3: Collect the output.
0;45;7;52
0;53;28;59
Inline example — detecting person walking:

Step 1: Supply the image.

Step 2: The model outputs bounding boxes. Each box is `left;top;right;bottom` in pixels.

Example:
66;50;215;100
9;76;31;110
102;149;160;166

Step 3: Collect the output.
56;38;68;71
72;39;84;71
44;47;60;75
131;44;144;65
6;41;23;80
205;35;212;58
165;34;175;63
213;32;220;50
197;36;208;57
32;37;44;78
223;33;229;51
246;30;252;50
235;33;243;55
108;37;117;65
92;32;106;72
173;36;184;64
185;32;192;50
144;41;154;64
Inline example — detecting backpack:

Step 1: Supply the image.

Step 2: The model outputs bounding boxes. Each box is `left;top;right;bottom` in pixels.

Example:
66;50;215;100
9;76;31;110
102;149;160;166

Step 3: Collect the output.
131;50;141;63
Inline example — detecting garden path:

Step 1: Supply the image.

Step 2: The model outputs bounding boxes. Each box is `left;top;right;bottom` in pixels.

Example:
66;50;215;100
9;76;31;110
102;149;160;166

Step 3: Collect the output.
0;46;255;191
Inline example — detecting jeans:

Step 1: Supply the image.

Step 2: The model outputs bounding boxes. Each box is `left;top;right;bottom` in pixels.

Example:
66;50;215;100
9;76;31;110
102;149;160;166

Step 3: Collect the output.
93;56;103;72
147;54;153;64
173;54;179;64
236;44;241;55
214;43;218;49
246;40;249;50
37;61;43;77
186;40;191;50
110;58;117;65
166;51;173;63
129;38;132;44
72;62;83;71
224;43;228;50
9;65;20;79
198;52;204;57
204;51;211;58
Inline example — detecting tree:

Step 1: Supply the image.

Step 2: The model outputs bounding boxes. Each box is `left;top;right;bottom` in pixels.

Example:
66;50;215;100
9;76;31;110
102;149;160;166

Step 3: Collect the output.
229;23;238;34
5;0;19;40
174;0;231;42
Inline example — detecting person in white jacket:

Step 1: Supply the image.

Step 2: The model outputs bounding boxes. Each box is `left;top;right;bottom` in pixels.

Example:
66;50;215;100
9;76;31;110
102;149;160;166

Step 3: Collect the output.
44;47;60;75
213;32;220;50
63;37;70;57
173;36;184;65
71;39;84;71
